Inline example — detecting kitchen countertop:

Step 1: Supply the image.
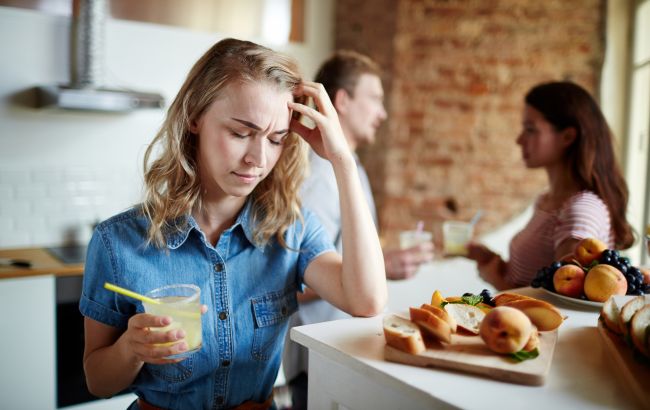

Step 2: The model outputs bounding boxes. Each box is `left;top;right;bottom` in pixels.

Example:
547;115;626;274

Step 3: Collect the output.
0;247;84;279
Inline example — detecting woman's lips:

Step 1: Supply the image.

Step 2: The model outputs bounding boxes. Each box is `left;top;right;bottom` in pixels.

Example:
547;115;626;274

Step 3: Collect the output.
232;172;259;183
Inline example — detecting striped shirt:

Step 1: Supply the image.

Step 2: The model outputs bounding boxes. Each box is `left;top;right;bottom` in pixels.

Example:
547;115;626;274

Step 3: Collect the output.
507;191;614;287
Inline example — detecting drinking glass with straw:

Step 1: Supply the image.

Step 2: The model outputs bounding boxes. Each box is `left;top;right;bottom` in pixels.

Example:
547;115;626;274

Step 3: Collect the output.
104;282;203;358
399;220;433;250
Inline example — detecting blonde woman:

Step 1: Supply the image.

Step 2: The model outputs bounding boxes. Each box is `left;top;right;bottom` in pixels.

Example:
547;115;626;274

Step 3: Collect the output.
80;38;386;410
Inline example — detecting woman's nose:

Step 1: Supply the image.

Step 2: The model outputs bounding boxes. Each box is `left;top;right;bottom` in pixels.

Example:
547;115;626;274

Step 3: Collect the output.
244;139;266;168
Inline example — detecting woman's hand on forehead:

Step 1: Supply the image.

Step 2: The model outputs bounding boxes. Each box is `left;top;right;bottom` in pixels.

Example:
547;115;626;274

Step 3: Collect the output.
288;81;350;162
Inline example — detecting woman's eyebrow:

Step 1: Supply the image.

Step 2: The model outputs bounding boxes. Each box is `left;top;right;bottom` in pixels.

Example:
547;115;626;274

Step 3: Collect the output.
231;118;288;135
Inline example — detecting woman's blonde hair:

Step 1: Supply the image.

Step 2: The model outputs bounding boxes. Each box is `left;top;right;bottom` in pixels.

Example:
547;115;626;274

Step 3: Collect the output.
142;38;307;248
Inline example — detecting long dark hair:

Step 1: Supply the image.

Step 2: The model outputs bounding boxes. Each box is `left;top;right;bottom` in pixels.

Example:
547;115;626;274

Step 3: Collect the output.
525;81;634;249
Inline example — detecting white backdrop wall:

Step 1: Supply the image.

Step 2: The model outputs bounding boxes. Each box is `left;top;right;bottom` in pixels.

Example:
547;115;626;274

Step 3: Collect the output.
0;2;333;248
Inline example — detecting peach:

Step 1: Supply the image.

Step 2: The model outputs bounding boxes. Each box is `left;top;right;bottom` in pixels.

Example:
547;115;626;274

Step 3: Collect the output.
573;238;607;266
584;264;627;302
479;306;533;354
553;264;586;298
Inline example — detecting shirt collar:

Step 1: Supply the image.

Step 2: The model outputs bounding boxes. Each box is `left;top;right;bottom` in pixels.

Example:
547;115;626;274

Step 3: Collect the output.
165;199;260;250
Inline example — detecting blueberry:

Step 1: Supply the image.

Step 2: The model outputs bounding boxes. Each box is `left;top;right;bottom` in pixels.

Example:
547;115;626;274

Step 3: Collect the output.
551;261;562;270
600;255;612;264
634;289;645;296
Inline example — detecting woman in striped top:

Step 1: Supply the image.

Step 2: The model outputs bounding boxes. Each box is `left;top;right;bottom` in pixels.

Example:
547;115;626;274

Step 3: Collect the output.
466;81;634;290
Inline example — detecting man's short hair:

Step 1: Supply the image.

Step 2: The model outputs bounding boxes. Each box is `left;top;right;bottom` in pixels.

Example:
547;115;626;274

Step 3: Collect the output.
314;50;382;102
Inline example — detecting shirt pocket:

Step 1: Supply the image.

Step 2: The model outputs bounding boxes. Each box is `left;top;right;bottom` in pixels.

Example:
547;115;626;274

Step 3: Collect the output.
144;356;194;383
251;288;298;361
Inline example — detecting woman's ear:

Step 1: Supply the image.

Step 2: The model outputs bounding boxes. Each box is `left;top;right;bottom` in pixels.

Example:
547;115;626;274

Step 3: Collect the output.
561;127;577;148
189;119;199;134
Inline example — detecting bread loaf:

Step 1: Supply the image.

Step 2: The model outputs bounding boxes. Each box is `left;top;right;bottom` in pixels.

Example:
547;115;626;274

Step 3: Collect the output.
383;314;426;355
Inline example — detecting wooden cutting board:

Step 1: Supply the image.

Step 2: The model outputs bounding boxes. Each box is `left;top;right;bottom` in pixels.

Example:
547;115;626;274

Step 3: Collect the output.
385;330;558;386
597;321;650;408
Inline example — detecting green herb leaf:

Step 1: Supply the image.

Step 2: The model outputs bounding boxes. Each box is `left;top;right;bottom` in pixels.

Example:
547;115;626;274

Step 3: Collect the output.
461;294;483;306
508;348;539;362
440;293;483;308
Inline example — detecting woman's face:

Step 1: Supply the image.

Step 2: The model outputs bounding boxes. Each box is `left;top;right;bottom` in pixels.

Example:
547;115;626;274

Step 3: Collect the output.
191;81;293;200
516;105;568;168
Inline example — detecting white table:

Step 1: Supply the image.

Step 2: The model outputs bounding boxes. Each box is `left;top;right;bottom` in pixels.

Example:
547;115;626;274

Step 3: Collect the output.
291;259;638;410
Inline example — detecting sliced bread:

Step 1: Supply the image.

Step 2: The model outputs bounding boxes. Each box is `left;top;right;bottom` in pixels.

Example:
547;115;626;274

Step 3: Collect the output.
600;297;622;334
443;303;485;335
409;306;452;344
420;303;457;333
619;296;646;337
501;298;564;331
630;305;650;358
383;314;426;355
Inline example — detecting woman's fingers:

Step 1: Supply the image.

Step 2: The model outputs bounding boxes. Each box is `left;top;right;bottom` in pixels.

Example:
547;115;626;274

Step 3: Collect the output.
298;81;336;116
288;101;326;128
126;313;189;363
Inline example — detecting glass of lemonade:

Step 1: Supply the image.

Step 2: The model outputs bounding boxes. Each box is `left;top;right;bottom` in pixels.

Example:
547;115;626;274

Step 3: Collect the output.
143;284;202;358
442;221;474;256
399;230;433;250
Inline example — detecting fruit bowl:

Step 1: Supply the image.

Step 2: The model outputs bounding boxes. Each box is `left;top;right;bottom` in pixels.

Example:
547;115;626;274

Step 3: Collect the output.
539;288;602;309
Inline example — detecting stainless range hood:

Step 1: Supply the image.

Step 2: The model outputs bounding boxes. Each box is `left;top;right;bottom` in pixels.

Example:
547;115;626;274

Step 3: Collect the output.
35;0;164;112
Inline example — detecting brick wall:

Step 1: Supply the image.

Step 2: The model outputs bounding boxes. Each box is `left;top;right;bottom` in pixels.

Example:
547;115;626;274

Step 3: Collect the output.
335;0;605;246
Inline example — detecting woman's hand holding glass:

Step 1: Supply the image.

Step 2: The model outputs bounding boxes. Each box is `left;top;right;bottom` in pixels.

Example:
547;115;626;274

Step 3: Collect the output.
122;305;208;365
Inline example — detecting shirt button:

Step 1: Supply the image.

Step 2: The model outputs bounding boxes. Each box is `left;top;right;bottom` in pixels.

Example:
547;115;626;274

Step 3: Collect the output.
219;311;228;320
222;359;230;367
214;263;224;272
216;396;224;405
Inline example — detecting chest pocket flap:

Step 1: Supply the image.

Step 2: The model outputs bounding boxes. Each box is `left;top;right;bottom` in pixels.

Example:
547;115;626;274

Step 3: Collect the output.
251;288;298;327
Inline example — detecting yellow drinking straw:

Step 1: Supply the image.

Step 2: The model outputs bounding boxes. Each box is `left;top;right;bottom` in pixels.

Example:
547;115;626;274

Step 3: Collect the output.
104;282;161;305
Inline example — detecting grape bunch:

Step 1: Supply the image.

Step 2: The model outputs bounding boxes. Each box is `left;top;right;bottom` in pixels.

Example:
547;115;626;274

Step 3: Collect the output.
479;289;496;307
531;261;564;292
598;249;649;295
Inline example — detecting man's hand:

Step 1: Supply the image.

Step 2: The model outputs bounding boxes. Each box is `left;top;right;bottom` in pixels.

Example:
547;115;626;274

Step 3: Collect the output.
384;242;434;280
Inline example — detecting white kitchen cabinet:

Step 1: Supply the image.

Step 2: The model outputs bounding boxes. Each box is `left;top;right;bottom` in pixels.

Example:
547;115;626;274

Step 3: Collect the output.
0;275;56;409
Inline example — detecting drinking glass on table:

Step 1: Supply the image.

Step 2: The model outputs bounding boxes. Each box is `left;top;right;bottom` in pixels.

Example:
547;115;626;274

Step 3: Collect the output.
142;284;202;358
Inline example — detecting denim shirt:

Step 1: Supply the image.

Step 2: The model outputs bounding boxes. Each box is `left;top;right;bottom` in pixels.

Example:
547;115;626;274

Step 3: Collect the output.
79;201;334;409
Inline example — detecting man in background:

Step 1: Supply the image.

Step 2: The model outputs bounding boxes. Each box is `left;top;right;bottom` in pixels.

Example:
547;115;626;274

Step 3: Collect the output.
283;50;434;409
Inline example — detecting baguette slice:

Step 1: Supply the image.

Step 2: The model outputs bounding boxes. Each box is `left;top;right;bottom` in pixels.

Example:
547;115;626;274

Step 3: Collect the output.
501;299;564;331
421;303;457;333
443;303;485;334
619;296;647;337
492;292;535;306
630;305;650;358
600;297;622;334
383;314;426;355
410;307;452;344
